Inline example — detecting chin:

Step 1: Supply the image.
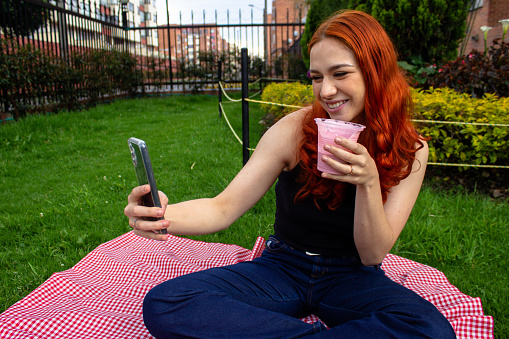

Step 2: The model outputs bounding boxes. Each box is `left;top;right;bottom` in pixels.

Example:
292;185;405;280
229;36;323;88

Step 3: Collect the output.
327;112;350;122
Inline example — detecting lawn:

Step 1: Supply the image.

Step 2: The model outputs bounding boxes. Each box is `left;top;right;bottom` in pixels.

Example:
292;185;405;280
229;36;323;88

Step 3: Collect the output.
0;95;507;337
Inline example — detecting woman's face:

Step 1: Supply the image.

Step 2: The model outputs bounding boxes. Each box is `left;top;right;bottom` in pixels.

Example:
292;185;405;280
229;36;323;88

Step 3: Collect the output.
309;38;366;123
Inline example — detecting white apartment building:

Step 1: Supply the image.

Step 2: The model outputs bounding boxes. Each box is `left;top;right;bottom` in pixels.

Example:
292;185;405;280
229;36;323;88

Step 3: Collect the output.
99;0;159;54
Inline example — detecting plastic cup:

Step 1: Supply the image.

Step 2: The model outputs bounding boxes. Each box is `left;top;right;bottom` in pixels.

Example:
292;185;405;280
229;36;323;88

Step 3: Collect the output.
315;118;366;174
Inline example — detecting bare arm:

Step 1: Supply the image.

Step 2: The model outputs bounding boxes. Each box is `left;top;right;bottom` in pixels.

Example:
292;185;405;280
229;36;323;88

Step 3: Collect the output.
321;138;429;265
124;110;305;240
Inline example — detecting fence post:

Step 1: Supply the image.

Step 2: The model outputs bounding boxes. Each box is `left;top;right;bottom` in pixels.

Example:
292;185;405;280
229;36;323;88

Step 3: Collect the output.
56;0;69;62
259;64;263;94
241;48;250;166
218;60;222;118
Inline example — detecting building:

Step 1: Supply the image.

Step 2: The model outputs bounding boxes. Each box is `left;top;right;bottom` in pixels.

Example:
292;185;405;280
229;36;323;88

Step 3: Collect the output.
460;0;509;55
101;0;159;54
266;0;309;59
157;25;229;60
156;24;231;75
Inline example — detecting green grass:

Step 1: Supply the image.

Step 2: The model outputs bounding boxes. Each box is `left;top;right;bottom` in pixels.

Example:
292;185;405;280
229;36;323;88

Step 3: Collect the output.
0;95;507;337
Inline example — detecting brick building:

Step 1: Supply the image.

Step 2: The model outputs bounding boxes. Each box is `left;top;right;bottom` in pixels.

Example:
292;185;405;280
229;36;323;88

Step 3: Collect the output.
157;26;228;60
267;0;309;59
460;0;509;55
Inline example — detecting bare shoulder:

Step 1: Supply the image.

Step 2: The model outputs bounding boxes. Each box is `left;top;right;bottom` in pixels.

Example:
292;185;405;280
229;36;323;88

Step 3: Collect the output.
256;107;309;170
271;107;308;129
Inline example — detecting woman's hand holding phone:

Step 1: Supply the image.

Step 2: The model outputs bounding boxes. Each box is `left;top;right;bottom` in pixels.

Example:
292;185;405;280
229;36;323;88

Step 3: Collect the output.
125;185;170;241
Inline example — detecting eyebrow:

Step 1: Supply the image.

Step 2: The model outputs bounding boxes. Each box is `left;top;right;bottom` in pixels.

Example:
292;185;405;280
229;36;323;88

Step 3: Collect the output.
309;63;355;73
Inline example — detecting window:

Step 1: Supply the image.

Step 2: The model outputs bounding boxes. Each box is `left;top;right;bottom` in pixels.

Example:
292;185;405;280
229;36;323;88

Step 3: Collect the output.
128;3;134;12
470;0;483;10
145;12;151;21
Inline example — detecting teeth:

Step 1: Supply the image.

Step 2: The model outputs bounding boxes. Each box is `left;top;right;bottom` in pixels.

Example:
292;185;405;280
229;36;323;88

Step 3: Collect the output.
327;100;346;109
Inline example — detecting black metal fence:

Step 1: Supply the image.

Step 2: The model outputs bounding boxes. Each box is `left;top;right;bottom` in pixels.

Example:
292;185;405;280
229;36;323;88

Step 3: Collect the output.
0;0;307;118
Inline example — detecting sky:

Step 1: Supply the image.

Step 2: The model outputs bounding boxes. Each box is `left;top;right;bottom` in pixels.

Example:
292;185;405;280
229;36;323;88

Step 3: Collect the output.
155;0;272;25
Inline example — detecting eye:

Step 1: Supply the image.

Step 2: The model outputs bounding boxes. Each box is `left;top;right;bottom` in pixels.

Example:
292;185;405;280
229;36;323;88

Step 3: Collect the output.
311;75;323;82
334;72;347;78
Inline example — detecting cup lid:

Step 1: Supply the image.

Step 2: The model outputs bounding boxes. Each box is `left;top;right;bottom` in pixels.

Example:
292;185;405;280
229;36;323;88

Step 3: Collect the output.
314;118;366;130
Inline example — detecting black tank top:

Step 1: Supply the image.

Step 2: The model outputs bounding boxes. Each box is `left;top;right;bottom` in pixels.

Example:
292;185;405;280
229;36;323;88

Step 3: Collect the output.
273;165;359;257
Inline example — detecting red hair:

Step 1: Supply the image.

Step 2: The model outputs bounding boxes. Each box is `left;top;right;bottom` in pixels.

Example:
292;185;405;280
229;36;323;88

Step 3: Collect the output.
296;10;424;209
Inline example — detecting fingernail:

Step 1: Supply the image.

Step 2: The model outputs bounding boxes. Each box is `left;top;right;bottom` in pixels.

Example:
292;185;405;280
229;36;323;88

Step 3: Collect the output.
156;209;164;217
324;145;331;151
322;156;329;161
335;138;342;143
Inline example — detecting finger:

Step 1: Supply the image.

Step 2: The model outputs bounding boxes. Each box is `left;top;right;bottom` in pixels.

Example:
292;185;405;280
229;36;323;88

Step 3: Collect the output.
127;185;151;203
323;144;356;164
320;155;354;176
130;205;166;220
132;229;169;241
129;216;169;232
333;137;366;154
158;191;169;209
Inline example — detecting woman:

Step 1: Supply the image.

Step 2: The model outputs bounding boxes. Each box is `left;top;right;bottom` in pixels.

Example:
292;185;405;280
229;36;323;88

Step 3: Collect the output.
124;10;456;338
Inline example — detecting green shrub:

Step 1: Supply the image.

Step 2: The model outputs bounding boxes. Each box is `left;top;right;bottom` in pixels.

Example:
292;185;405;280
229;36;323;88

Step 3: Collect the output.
259;82;314;131
413;87;509;167
0;41;142;117
425;40;509;98
300;0;470;67
0;42;59;118
259;83;509;168
353;0;470;63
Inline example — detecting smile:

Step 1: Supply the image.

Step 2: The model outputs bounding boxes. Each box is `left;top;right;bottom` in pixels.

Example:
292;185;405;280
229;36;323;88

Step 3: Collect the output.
326;100;348;109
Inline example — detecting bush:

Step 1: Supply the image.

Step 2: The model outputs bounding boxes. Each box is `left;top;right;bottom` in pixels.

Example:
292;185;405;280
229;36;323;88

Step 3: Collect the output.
413;87;509;167
259;83;509;169
0;41;143;118
425;40;509;98
259;82;314;131
300;0;470;67
353;0;470;63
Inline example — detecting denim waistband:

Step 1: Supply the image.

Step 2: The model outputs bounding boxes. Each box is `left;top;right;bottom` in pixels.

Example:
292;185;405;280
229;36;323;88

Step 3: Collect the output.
264;235;382;270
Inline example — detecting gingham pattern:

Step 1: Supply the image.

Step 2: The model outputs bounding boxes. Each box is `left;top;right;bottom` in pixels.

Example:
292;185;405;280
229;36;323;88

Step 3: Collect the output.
0;232;493;338
382;254;494;338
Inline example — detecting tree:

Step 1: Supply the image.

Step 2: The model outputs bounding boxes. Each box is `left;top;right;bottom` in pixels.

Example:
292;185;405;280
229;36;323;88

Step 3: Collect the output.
0;0;50;37
353;0;470;63
300;0;471;65
300;0;351;67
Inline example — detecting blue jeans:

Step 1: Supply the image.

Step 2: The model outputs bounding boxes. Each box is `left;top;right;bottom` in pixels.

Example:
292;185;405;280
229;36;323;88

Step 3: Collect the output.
143;236;455;338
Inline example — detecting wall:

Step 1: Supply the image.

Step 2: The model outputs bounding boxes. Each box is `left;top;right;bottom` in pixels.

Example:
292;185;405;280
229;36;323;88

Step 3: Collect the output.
461;0;509;55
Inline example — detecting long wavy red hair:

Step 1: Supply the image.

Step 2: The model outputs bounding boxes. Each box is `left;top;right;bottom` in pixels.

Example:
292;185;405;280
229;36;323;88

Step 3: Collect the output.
296;10;424;209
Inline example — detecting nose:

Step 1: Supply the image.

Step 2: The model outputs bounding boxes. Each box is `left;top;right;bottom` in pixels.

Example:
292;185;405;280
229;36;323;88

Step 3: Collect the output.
320;76;337;99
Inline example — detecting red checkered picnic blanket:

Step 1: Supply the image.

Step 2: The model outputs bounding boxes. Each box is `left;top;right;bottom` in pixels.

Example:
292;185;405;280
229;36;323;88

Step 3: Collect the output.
0;232;493;338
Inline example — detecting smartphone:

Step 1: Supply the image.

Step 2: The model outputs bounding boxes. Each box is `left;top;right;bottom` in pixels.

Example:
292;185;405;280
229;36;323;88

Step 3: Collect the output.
127;137;167;234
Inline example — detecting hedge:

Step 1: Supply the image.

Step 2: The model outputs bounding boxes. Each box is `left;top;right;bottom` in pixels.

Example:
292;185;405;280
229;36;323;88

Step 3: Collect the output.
259;82;509;168
0;41;143;119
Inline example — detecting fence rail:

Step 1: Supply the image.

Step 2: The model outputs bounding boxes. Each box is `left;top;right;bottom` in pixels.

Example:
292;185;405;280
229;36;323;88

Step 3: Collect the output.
1;0;307;118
